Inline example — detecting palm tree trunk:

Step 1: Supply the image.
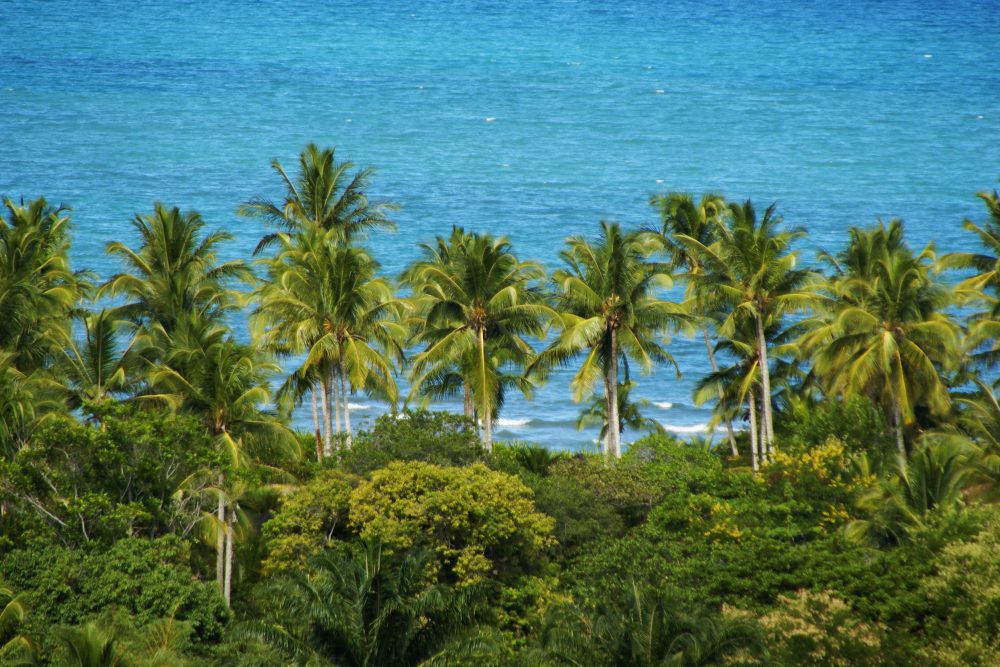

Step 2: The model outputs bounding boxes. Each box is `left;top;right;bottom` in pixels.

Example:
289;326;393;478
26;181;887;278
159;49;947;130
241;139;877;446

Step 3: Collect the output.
463;382;473;421
703;327;738;456
608;327;621;459
477;327;492;452
755;315;775;452
311;385;322;462
216;484;225;595
223;506;234;608
748;394;760;473
321;375;333;456
332;366;341;437
893;397;907;465
340;366;352;449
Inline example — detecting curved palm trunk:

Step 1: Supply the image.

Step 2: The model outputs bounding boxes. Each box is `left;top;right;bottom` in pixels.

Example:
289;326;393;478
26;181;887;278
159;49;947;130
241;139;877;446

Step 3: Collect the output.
340;366;352;449
477;327;492;452
755;314;775;453
311;386;322;462
703;327;739;456
608;327;621;459
223;507;234;608
747;393;760;473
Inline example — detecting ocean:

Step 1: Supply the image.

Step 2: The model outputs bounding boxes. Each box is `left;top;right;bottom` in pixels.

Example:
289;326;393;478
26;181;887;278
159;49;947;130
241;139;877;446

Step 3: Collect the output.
3;0;999;450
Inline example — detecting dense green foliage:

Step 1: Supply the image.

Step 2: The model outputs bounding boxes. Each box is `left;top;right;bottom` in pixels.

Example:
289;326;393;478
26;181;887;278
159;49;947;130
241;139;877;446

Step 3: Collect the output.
1;151;998;664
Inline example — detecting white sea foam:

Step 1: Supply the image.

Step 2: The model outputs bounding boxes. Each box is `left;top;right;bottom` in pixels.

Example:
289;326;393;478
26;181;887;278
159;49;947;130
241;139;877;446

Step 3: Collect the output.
347;403;370;411
485;116;496;122
653;401;673;409
661;422;712;434
496;417;531;428
655;89;665;94
655;178;664;184
923;53;933;58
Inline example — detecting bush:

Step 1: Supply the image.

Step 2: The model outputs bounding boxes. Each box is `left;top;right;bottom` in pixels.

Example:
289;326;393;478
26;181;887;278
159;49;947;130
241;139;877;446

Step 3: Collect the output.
349;462;556;585
0;536;228;660
339;409;483;474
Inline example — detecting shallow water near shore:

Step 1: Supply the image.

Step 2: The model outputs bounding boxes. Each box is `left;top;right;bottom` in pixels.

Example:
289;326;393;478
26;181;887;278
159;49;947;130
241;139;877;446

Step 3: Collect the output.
3;0;1000;449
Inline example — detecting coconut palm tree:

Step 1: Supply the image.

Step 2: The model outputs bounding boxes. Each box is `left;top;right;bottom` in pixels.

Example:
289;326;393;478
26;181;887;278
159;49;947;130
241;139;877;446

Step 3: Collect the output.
941;186;1000;375
55;309;142;409
148;319;296;606
238;143;397;254
679;201;815;457
254;229;406;453
403;227;551;451
100;203;250;344
0;196;83;373
802;220;960;462
539;221;686;459
648;191;739;455
236;542;494;667
576;381;664;448
0;352;60;459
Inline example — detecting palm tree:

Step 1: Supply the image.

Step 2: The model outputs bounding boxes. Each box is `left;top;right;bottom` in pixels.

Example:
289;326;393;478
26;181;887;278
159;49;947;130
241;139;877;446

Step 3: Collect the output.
0;196;83;373
576;381;664;448
539;221;686;459
680;201;815;457
0;352;60;459
649;191;739;455
55;622;132;667
941;186;1000;375
100;203;250;343
254;229;406;453
238;143;397;254
0;582;33;664
55;309;142;409
148;320;296;606
237;542;493;666
802;220;960;461
403;227;550;451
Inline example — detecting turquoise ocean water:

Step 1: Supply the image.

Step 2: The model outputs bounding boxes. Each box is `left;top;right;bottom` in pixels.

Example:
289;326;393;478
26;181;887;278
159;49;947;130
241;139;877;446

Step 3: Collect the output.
3;0;1000;449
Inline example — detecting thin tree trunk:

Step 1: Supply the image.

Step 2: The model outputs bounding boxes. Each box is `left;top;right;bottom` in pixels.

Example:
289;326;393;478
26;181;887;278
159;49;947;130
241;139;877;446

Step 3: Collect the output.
340;366;352;449
893;397;907;465
215;483;225;595
320;375;333;456
311;385;322;463
608;327;621;459
463;382;473;421
332;367;341;437
703;327;738;457
755;315;775;452
748;393;760;473
478;327;492;452
223;506;234;608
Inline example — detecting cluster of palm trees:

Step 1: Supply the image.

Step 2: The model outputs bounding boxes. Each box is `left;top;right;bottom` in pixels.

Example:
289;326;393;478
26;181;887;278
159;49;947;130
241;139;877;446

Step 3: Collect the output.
1;145;998;484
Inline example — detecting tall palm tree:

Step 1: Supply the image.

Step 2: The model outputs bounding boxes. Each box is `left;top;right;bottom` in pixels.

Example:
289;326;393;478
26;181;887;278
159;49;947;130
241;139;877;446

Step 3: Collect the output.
403;227;550;451
100;203;250;343
941;186;1000;375
802;220;960;461
648;192;739;455
0;352;60;459
0;196;83;373
539;222;686;459
680;201;814;456
238;143;397;254
148;320;296;606
254;229;406;453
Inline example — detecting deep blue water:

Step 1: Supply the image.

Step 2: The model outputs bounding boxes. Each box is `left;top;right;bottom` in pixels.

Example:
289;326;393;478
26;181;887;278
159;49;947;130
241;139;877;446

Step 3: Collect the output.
3;0;1000;449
